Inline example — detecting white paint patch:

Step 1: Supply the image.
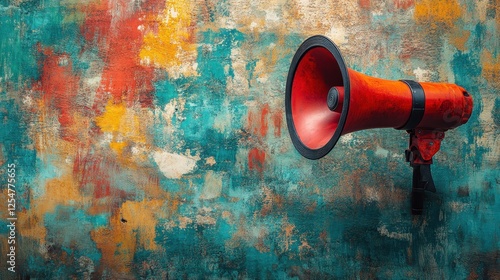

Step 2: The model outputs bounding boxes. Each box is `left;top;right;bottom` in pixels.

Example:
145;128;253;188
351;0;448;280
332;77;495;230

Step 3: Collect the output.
413;67;432;82
85;76;102;89
196;214;216;225
227;47;250;96
131;146;140;155
339;133;354;144
326;25;348;45
169;7;178;19
377;224;412;242
375;145;389;158
163;98;186;126
200;171;223;200
23;95;33;106
99;133;113;147
213;99;231;133
205;156;216;166
196;207;216;225
250;21;258;31
475;0;489;22
364;186;380;202
153;151;199;179
265;10;280;22
178;216;193;229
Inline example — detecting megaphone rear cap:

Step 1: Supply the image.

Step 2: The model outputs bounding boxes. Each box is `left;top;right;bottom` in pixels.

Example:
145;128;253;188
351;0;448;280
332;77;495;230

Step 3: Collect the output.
286;35;350;159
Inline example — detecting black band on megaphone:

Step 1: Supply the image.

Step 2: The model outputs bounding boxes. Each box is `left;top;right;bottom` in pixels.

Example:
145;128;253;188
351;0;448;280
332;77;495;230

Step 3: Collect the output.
399;80;425;130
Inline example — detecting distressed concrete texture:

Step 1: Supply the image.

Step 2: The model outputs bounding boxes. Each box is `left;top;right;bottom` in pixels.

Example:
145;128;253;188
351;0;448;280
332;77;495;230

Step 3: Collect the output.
0;0;498;279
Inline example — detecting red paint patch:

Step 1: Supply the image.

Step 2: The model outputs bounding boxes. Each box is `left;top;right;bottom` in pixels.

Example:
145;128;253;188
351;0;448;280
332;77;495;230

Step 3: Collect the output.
260;104;270;137
247;110;256;135
35;46;80;141
247;103;273;137
248;148;266;174
98;15;155;105
73;148;127;199
81;0;156;111
394;0;414;10
272;110;283;137
359;0;371;9
81;1;112;46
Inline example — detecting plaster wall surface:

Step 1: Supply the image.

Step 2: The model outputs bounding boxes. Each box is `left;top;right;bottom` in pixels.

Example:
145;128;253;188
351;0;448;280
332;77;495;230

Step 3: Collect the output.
0;0;498;278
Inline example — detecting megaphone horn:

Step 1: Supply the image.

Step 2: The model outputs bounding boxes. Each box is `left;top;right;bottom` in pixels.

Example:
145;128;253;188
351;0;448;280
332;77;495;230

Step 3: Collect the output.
285;35;473;215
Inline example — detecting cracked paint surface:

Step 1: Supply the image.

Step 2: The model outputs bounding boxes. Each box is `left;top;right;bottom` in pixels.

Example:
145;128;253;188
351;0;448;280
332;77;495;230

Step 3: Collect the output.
0;0;498;279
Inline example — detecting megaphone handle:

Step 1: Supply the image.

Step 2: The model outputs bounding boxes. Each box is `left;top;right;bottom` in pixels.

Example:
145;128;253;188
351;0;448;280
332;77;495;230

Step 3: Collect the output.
411;165;425;215
411;164;436;215
406;130;442;215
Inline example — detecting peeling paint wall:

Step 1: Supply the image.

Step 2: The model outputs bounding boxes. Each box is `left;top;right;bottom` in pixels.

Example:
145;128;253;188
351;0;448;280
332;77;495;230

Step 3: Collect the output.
0;0;498;278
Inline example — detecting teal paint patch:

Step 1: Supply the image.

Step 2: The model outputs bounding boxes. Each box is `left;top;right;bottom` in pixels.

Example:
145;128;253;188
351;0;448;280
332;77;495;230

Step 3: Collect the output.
44;205;106;259
21;206;107;278
0;6;24;87
0;0;85;89
152;75;185;109
0;98;37;210
195;28;245;96
493;97;500;126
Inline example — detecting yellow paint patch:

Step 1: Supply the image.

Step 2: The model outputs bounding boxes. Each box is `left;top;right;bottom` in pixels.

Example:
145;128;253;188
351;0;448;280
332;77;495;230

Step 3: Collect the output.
140;0;197;77
414;0;462;28
95;101;126;133
95;100;147;156
109;141;126;154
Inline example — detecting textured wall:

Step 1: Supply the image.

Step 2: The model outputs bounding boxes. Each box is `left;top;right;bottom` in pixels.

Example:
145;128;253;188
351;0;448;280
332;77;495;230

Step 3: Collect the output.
0;0;498;279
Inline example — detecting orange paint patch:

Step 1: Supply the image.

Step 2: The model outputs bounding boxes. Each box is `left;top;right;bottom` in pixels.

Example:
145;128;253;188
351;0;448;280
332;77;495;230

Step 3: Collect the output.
17;174;91;244
260;186;284;216
450;28;470;51
278;217;296;253
91;199;165;275
482;51;500;88
359;0;371;9
414;0;462;28
248;148;266;173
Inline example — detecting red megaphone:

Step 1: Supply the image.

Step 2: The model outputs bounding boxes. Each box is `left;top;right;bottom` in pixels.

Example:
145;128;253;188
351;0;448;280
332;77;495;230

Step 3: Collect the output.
285;35;473;214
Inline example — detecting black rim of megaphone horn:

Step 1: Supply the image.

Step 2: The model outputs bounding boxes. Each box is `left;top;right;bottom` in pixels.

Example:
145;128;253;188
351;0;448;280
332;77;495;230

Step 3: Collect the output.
285;35;350;160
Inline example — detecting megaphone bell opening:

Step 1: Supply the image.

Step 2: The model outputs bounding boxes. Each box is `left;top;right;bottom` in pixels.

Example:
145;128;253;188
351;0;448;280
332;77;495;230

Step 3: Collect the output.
285;36;350;159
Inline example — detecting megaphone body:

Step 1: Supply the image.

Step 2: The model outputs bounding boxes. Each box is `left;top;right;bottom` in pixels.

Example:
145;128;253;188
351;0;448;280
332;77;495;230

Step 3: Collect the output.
286;36;473;214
